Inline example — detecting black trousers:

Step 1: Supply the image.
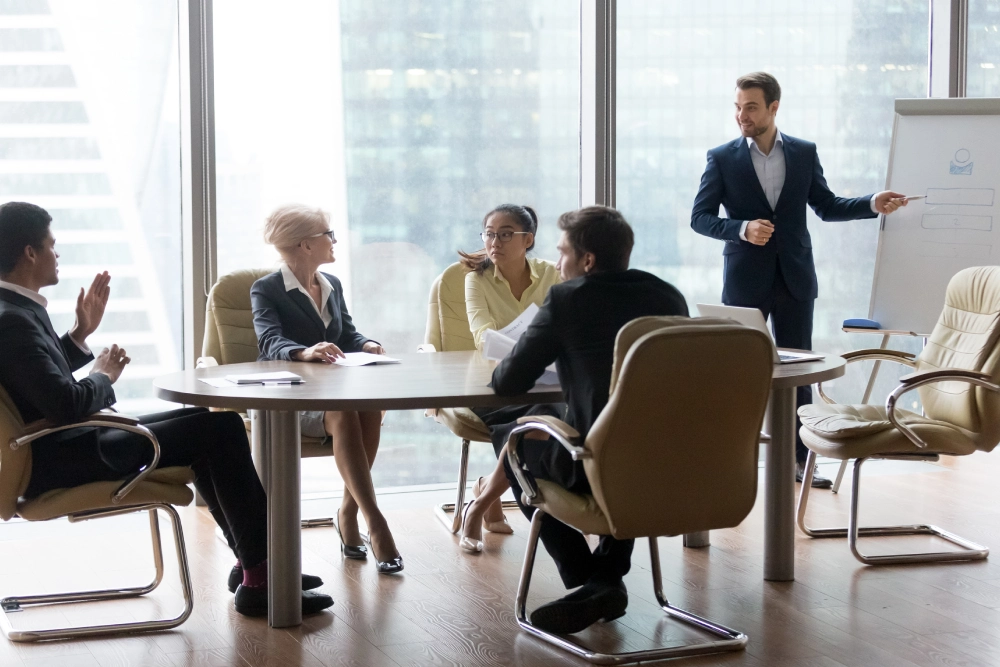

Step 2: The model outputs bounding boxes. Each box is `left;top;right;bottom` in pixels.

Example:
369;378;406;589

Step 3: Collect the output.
727;267;814;463
25;408;268;567
471;402;564;457
502;435;633;589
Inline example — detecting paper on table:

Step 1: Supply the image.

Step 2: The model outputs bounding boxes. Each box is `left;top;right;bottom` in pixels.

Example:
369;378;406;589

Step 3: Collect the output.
334;352;401;367
482;325;558;385
224;371;302;384
498;302;539;340
198;378;238;388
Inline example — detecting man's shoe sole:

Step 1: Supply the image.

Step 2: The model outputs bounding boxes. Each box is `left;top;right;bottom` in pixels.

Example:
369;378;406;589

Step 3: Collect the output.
234;588;334;617
530;587;628;635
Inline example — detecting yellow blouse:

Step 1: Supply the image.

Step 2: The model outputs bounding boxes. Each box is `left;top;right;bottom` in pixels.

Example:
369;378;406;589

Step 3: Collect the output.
465;257;561;351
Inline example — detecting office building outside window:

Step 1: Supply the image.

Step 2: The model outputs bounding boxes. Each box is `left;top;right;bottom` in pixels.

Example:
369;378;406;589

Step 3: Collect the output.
969;0;1000;97
617;0;930;404
0;0;183;413
214;0;580;490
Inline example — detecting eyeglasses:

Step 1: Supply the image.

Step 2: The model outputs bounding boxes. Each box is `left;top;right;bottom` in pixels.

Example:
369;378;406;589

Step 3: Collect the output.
481;231;529;244
309;230;336;242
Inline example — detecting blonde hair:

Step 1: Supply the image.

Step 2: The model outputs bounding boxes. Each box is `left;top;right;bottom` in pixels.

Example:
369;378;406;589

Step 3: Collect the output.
263;205;330;256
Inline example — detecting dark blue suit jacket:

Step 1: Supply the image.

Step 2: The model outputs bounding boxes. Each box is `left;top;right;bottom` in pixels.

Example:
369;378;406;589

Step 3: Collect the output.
251;270;373;361
690;134;876;304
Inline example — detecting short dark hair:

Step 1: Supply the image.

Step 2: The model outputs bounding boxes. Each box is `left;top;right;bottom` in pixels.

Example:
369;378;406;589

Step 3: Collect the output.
557;206;634;273
0;202;52;275
736;71;781;107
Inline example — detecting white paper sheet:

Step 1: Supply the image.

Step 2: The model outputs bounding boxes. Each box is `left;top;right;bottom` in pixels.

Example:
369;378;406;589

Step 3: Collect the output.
334;352;401;367
498;302;539;340
482;318;558;386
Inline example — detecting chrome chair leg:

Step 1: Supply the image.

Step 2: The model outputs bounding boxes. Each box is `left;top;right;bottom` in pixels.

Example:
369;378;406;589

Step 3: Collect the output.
1;503;194;642
831;459;850;494
514;509;747;665
796;451;988;565
435;438;471;533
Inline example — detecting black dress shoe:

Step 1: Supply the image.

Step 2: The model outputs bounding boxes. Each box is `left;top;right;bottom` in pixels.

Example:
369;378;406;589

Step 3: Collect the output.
234;585;334;617
227;565;323;594
796;462;834;489
333;517;368;560
530;580;627;634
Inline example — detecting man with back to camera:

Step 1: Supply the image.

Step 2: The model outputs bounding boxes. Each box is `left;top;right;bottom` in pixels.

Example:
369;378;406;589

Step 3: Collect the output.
0;201;333;617
491;206;689;634
690;72;908;488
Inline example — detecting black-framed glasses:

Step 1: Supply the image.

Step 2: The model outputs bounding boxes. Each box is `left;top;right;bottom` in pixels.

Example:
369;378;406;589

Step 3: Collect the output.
481;230;529;244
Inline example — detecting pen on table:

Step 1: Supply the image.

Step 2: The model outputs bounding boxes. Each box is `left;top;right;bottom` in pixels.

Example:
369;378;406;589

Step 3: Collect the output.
260;380;304;385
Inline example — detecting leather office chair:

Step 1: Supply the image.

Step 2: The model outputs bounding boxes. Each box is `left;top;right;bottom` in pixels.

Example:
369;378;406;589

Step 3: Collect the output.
505;317;772;664
0;386;194;642
418;262;510;533
797;266;1000;565
201;268;333;527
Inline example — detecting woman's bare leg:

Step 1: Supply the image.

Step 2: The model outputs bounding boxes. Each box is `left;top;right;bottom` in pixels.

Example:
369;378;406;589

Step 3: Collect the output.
462;444;511;542
325;410;398;561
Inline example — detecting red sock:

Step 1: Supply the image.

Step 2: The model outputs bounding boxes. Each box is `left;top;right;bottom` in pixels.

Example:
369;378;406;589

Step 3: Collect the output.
242;559;268;588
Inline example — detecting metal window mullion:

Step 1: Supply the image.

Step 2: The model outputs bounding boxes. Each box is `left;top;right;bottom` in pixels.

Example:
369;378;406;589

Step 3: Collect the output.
580;0;615;208
929;0;969;98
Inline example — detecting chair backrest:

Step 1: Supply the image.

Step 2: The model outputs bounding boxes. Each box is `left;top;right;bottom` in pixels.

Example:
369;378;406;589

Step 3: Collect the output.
915;266;1000;452
583;317;773;540
203;268;273;365
0;385;29;521
425;262;476;352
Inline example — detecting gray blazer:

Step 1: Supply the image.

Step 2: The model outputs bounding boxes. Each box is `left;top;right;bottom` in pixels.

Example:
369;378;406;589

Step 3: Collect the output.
251;270;373;361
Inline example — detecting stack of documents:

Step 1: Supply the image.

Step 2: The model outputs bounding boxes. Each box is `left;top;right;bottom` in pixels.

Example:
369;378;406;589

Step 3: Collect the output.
334;352;401;367
199;371;304;388
482;304;559;385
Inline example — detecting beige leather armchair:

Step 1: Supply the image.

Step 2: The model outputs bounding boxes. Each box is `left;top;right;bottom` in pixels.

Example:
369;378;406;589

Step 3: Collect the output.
0;386;194;642
201;268;335;527
420;262;507;533
797;266;1000;565
505;317;773;664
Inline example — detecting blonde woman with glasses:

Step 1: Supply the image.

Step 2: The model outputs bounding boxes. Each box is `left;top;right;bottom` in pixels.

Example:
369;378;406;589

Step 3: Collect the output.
456;204;564;553
251;204;402;574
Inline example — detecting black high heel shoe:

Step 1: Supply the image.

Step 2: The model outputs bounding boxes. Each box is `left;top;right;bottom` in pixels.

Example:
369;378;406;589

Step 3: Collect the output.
363;533;404;574
333;512;368;560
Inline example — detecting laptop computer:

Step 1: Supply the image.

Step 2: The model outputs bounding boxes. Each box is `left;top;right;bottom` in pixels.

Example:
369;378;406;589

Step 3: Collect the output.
695;304;825;364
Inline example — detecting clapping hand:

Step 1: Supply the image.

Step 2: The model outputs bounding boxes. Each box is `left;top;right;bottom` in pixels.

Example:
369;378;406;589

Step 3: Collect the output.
90;344;130;384
69;272;110;347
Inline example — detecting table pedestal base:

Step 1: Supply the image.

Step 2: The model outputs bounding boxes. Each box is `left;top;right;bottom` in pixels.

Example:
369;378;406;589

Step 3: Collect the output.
764;387;797;581
263;410;302;627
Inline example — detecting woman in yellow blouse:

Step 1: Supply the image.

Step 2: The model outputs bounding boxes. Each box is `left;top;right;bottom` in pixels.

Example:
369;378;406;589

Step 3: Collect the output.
458;204;563;553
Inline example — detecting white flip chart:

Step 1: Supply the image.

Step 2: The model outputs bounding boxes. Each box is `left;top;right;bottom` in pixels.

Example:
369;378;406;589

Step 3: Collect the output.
870;98;1000;334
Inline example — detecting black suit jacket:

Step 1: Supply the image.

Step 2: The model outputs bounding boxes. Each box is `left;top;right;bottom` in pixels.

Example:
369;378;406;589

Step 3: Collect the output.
251;270;373;361
0;287;115;454
690;134;876;304
492;270;688;438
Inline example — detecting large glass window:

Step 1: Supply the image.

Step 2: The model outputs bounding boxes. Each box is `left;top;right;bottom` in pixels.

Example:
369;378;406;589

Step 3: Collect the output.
0;0;183;413
969;0;1000;96
617;0;930;402
214;1;579;490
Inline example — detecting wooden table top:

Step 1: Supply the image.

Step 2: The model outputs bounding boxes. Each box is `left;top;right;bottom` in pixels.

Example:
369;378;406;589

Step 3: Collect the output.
771;352;846;389
153;351;564;412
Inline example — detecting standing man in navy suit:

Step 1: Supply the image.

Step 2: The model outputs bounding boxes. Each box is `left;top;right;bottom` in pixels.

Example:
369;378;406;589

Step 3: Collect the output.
691;72;907;488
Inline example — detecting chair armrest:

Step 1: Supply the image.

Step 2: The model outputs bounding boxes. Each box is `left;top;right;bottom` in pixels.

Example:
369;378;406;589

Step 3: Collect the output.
416;344;437;353
886;369;1000;449
196;356;219;368
817;349;919;405
11;413;161;504
504;417;589;507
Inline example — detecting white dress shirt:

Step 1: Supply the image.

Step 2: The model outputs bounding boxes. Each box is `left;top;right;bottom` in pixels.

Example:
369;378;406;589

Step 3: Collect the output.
0;279;90;352
280;263;334;328
739;130;878;241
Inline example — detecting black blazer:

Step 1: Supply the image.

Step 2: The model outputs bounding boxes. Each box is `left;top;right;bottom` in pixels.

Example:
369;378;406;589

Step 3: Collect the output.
492;270;688;438
0;288;115;451
690;134;876;304
251;270;373;361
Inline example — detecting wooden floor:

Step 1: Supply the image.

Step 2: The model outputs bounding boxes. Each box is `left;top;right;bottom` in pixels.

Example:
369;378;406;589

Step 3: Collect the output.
4;453;1000;667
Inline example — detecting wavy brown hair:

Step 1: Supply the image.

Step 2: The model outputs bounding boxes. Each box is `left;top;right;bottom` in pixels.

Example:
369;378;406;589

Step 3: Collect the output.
458;204;538;274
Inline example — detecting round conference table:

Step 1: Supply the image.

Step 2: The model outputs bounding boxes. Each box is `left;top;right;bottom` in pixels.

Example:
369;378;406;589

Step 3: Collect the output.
154;348;844;626
154;351;562;627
